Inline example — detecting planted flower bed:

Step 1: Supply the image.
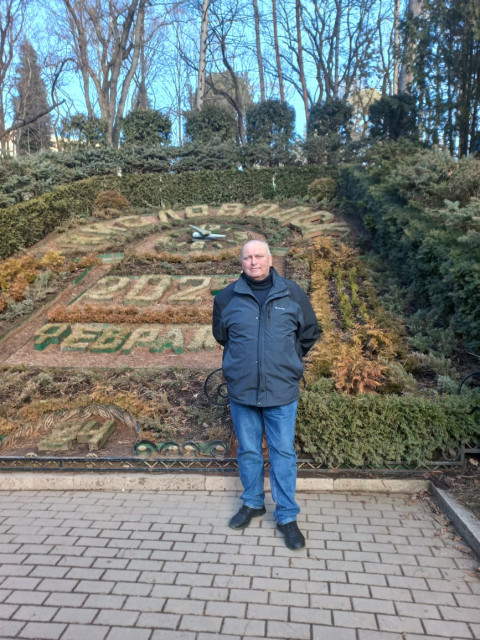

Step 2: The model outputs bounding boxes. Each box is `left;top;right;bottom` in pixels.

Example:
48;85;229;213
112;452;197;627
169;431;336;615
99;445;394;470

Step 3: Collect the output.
0;194;478;471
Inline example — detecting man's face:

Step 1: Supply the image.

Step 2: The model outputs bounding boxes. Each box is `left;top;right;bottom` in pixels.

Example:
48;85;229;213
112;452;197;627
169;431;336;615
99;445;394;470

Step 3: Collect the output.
242;241;272;281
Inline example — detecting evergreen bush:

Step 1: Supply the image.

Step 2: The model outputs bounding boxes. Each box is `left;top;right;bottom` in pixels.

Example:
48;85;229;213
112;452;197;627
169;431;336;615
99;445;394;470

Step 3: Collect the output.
307;177;338;203
368;94;418;141
245;99;295;166
61;114;109;148
307;99;353;139
339;145;480;351
184;105;237;144
93;190;130;218
121;109;171;146
296;388;480;467
0;179;102;258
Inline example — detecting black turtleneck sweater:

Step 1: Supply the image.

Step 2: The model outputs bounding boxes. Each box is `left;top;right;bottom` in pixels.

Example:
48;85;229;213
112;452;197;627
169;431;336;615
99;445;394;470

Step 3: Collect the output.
244;269;273;307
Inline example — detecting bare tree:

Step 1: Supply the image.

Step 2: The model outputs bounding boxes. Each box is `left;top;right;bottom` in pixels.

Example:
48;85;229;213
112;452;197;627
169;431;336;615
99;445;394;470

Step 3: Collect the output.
130;5;177;113
195;0;209;109
206;0;254;145
271;0;285;102
0;0;26;148
301;0;381;102
162;9;197;144
375;0;396;96
131;17;149;110
274;0;384;125
252;0;265;101
295;0;308;123
271;0;313;113
51;0;158;146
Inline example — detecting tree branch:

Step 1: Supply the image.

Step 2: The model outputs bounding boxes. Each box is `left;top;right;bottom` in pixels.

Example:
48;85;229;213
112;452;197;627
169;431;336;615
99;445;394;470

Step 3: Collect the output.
1;100;66;140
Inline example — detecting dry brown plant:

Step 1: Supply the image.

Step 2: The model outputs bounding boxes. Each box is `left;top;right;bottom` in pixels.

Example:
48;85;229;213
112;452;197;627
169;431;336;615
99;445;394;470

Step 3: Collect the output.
48;304;212;325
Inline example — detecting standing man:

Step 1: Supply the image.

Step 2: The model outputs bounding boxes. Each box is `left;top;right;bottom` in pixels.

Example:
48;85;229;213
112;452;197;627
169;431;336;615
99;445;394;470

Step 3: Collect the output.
212;240;320;549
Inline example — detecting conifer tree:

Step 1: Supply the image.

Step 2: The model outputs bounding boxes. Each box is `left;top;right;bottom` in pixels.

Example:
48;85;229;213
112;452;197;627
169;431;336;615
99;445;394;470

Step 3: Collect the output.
13;40;52;154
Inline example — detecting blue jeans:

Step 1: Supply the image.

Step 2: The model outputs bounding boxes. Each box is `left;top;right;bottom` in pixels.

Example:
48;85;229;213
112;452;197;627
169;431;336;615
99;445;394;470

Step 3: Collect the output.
229;399;300;525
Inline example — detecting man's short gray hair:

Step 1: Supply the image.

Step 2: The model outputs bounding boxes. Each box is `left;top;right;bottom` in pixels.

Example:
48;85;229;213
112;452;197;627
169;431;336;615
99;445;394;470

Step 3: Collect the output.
241;240;271;259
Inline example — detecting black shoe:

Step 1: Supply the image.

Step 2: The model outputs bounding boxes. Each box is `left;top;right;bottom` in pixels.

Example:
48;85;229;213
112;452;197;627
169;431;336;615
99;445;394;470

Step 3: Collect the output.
229;505;266;530
277;521;305;550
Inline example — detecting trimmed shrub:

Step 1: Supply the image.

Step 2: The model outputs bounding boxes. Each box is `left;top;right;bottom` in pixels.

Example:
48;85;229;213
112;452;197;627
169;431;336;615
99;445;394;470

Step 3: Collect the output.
93;190;130;218
307;177;338;203
184;105;237;144
121;109;171;146
368;94;418;141
61;114;108;147
307;99;353;139
296;388;480;467
245;99;295;166
0;166;329;258
0;178;102;258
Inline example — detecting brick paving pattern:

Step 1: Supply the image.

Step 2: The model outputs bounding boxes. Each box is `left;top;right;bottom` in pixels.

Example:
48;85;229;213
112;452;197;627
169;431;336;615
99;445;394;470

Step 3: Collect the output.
0;489;479;639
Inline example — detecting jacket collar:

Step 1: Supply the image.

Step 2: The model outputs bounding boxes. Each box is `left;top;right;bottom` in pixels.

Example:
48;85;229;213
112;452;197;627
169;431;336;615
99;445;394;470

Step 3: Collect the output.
234;267;289;297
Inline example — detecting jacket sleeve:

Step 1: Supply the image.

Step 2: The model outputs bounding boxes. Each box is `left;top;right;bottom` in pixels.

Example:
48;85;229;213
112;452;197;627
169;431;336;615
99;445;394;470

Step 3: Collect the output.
294;286;321;357
212;296;227;346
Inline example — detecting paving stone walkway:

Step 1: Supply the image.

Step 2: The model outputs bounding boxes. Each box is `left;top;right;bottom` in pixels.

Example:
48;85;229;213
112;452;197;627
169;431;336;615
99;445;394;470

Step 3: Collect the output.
0;488;479;640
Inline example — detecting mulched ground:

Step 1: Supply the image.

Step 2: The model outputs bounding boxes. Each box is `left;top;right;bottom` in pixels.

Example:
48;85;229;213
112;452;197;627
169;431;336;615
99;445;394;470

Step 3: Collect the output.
430;459;480;520
0;366;233;456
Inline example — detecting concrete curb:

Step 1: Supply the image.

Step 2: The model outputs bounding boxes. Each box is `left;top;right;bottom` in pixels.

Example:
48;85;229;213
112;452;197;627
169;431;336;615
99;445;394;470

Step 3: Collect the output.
0;472;429;493
430;483;480;559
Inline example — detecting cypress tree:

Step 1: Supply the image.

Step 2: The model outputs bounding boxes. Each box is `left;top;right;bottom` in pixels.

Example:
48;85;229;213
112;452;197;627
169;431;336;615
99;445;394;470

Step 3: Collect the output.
13;40;52;154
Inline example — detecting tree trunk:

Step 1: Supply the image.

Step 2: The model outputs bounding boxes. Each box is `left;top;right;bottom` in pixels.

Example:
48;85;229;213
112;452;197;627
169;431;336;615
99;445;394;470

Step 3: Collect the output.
218;36;246;146
196;0;209;110
133;16;149;110
295;0;309;124
399;0;423;94
59;0;150;147
113;0;147;146
272;0;285;102
252;0;265;101
393;0;400;94
332;0;341;99
0;0;27;149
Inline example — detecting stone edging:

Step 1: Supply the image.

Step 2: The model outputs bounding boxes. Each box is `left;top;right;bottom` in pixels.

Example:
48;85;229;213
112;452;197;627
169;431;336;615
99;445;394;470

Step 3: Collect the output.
0;473;429;493
430;483;480;559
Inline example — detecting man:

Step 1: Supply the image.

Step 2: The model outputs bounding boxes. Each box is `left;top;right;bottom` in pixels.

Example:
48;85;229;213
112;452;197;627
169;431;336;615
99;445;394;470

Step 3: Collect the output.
212;239;320;550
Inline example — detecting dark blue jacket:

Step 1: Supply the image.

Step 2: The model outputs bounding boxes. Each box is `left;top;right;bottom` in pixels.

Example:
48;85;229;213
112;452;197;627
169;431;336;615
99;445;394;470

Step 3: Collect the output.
212;268;320;407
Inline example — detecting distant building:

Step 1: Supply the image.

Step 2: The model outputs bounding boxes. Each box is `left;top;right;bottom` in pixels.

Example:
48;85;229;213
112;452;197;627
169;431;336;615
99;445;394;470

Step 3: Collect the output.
1;133;59;157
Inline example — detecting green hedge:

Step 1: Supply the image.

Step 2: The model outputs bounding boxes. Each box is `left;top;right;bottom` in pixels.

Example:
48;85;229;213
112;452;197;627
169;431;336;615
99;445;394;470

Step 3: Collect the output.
0;179;102;258
111;166;329;207
0;145;328;209
296;388;480;467
0;166;328;259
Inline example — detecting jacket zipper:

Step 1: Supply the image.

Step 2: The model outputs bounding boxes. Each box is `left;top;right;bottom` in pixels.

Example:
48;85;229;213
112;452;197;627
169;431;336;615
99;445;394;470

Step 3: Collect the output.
237;284;289;406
